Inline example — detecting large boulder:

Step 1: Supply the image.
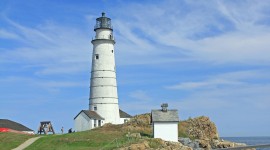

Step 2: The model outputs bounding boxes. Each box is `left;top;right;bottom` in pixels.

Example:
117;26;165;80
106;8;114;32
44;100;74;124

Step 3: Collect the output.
126;113;151;126
122;113;152;135
179;116;219;140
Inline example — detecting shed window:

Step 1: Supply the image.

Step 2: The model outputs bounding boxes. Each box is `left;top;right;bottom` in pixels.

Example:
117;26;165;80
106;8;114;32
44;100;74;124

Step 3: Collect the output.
95;54;99;59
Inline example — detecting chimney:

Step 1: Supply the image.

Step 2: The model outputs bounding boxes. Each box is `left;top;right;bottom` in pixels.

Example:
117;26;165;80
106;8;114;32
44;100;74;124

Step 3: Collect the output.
161;103;168;112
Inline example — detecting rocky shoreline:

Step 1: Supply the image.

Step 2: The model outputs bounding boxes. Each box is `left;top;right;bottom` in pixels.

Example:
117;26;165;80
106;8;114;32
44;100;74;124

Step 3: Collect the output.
179;137;248;149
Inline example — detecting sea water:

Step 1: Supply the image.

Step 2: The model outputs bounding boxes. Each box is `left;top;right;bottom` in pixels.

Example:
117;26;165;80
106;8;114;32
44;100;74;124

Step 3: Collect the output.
222;137;270;150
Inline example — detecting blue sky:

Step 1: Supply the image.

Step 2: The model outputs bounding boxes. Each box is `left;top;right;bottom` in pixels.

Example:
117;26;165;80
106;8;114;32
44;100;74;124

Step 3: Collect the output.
1;0;270;137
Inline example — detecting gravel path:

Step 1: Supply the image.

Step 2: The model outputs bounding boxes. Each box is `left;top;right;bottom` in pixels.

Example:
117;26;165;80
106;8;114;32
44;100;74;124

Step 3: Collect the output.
12;136;41;150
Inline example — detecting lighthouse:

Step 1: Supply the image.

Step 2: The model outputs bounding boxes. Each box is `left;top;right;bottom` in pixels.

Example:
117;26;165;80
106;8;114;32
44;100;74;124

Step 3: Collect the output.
89;12;120;124
74;13;131;131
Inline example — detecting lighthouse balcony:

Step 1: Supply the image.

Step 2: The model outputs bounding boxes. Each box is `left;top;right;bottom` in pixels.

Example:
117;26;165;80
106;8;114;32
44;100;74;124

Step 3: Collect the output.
92;35;114;40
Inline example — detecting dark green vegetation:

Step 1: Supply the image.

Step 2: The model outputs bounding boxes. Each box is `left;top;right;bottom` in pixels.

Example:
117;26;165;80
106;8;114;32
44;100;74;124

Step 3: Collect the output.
0;132;36;150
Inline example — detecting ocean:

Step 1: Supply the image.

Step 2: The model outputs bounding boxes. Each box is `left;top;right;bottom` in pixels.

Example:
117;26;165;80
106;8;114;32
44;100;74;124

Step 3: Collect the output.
222;137;270;150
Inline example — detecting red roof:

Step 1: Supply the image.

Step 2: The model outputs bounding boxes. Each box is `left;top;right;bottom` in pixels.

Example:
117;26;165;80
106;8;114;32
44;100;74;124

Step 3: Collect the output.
0;128;9;132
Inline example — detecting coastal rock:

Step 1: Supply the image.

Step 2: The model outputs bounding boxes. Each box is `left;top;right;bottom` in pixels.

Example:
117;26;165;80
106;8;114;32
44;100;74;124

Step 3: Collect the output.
118;138;192;150
127;141;149;150
179;116;219;140
211;139;256;150
178;137;201;149
197;139;211;149
127;113;151;126
122;113;152;135
215;140;234;148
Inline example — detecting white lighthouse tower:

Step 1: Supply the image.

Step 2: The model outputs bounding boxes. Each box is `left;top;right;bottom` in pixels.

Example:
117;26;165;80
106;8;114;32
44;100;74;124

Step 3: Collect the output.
89;12;120;124
74;13;131;132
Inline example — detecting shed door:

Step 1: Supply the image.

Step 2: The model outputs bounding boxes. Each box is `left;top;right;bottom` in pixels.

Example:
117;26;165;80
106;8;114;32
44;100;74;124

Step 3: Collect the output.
98;120;101;126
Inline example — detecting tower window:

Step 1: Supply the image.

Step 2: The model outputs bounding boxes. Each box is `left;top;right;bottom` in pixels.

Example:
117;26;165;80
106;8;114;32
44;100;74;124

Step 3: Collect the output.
112;50;113;53
94;106;97;111
95;54;99;59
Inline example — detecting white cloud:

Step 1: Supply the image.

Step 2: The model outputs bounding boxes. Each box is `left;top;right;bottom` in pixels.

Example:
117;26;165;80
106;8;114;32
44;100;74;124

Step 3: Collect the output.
0;18;90;75
166;79;243;90
165;69;270;113
112;0;270;65
3;1;269;68
166;69;270;90
36;81;85;88
0;29;19;39
0;76;85;90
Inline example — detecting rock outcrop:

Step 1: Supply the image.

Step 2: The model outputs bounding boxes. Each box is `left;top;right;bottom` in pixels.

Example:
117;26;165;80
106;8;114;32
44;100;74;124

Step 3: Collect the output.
121;113;152;136
178;116;222;149
179;116;219;140
118;138;192;150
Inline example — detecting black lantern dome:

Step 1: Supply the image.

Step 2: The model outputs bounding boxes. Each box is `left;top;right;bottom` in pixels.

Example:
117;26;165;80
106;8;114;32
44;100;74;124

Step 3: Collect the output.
94;12;113;31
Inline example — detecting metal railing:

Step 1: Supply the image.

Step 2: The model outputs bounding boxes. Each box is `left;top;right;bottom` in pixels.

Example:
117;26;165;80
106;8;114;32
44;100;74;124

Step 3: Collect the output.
92;35;115;41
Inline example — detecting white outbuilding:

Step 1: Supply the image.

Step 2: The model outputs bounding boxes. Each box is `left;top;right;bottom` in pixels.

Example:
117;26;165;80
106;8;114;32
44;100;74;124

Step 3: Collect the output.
74;110;105;132
151;103;179;142
74;109;131;132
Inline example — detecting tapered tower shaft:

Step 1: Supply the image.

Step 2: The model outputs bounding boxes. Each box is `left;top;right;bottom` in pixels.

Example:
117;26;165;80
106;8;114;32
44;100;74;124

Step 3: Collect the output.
89;12;120;124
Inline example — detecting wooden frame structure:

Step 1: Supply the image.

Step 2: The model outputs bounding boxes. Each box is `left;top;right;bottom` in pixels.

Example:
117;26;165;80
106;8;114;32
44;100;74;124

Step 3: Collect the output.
37;121;55;135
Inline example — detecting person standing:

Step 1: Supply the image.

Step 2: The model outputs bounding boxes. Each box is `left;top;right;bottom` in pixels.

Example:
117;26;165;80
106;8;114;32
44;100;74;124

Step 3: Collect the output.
61;127;64;134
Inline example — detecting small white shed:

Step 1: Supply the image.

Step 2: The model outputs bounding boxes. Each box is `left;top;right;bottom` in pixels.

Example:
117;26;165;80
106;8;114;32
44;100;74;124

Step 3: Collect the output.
74;109;132;132
74;110;105;132
151;103;179;142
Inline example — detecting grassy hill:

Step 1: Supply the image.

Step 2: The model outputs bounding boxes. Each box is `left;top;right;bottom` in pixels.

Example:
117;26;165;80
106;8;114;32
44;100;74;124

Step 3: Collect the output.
0;132;36;150
1;114;152;150
0;125;133;150
26;124;139;150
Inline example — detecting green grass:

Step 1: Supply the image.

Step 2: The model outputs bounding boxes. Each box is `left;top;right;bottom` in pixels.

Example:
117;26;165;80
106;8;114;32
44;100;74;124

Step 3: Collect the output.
0;132;36;150
25;125;138;150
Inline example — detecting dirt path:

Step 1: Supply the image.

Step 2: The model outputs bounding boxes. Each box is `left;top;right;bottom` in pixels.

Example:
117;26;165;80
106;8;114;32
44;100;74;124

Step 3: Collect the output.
12;136;41;150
